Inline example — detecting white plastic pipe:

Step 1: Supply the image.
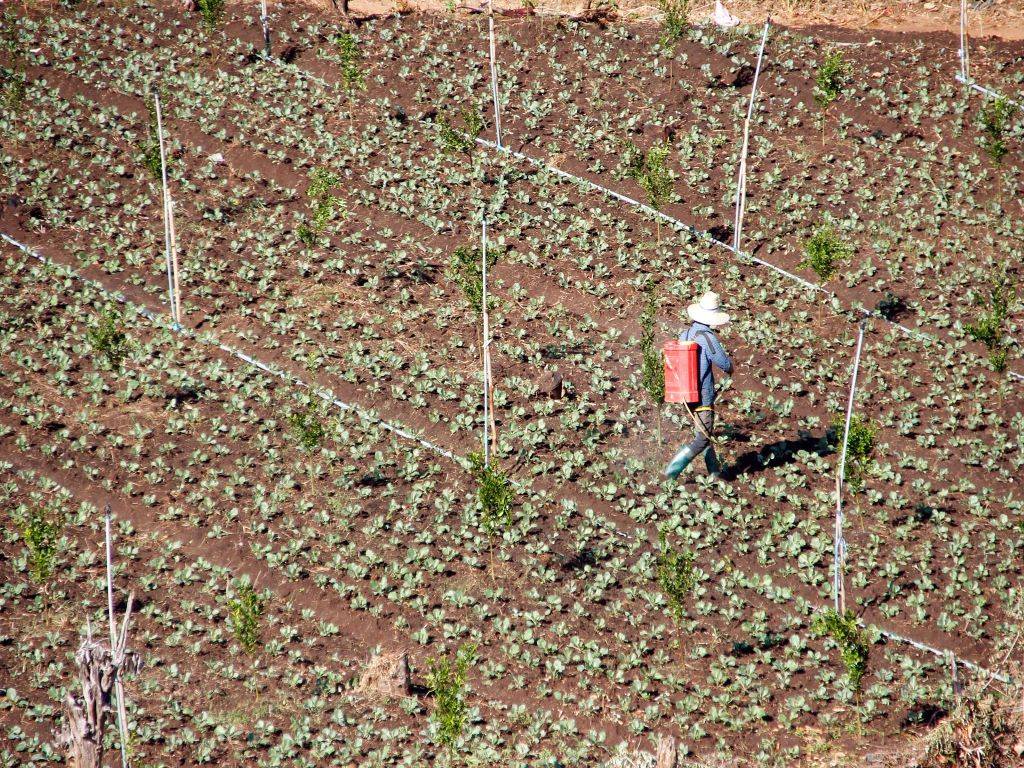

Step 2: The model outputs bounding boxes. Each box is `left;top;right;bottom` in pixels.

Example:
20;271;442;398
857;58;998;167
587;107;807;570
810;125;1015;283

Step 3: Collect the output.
487;0;503;148
481;214;492;466
733;18;770;253
833;320;866;613
959;0;969;83
105;507;131;768
260;0;270;57
154;94;178;326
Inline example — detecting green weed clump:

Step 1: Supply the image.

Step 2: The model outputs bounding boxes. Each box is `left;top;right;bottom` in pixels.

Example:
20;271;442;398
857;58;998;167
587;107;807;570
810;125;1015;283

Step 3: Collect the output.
639;283;664;407
447;244;496;314
966;268;1016;371
980;97;1017;163
140;99;164;180
625;141;672;212
0;66;26;111
468;452;514;535
334;33;365;92
228;582;264;653
197;0;226;31
87;307;130;371
656;532;697;621
288;402;327;451
438;107;484;154
1;14;27;112
298;168;344;246
427;643;477;752
19;507;60;584
811;608;869;690
814;50;850;108
658;0;689;47
801;224;852;283
831;414;877;491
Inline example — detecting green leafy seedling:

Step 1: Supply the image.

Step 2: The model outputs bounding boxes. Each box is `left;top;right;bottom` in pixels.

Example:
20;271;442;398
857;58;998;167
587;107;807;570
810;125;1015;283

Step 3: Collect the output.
334;33;365;92
831;413;877;492
289;402;327;452
427;643;477;753
140;99;164;180
812;608;869;690
656;531;697;621
87;307;130;371
448;244;496;314
228;582;263;653
980;97;1017;164
20;506;60;584
801;224;852;283
658;0;689;48
197;0;226;31
468;452;514;535
814;51;850;109
966;267;1016;370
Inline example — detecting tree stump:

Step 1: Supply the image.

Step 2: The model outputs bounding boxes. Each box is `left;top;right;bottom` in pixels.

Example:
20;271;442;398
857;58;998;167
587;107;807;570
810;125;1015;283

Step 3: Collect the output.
57;640;141;768
56;596;141;768
655;734;678;768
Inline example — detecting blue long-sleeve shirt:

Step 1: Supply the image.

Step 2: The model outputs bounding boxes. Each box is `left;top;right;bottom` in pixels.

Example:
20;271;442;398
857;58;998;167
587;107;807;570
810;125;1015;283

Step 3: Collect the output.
679;322;733;407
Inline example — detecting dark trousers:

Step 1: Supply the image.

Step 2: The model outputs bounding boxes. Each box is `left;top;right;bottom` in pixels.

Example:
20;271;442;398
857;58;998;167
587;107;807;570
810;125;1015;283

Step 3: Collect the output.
686;408;721;474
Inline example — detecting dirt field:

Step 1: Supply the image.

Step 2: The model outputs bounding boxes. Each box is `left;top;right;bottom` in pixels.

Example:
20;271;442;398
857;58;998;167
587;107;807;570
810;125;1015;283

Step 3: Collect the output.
1;0;1022;765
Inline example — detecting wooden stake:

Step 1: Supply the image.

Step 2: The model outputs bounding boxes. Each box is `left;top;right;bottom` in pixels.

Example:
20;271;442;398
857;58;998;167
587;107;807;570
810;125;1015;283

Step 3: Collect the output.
169;197;181;325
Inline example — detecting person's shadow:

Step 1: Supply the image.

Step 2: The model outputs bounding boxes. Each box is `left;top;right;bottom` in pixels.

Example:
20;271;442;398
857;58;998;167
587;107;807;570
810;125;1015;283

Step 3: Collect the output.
721;429;833;481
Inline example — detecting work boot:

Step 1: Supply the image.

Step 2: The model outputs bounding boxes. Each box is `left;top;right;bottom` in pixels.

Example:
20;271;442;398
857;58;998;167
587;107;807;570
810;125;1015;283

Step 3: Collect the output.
664;446;696;479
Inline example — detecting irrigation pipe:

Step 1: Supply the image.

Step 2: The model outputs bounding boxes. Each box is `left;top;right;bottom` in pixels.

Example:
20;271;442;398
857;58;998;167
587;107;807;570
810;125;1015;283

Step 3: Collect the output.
25;41;1019;677
833;320;866;614
0;231;463;466
3;231;1009;686
253;28;1023;383
732;17;770;254
956;0;1022;108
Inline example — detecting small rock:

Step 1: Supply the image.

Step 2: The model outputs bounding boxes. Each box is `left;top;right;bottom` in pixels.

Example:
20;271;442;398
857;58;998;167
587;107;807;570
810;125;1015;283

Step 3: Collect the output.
209;152;225;164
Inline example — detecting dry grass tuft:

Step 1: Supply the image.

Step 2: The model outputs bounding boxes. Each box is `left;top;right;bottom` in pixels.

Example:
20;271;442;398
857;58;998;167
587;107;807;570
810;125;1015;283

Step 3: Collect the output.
357;649;411;697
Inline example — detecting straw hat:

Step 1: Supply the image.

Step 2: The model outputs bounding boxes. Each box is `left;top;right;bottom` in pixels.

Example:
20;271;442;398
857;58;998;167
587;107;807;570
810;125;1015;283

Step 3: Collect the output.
687;291;731;327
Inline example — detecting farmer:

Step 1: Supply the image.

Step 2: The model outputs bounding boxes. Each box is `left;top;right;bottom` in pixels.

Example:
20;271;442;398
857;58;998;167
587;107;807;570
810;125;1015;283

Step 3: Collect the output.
664;291;733;479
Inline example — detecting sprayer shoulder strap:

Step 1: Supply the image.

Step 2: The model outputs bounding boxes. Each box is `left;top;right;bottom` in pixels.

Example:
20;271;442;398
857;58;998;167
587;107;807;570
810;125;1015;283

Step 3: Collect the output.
694;330;717;356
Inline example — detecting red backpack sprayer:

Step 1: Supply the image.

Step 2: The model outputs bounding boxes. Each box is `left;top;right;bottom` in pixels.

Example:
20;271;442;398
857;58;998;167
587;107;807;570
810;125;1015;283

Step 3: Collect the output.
663;340;700;405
